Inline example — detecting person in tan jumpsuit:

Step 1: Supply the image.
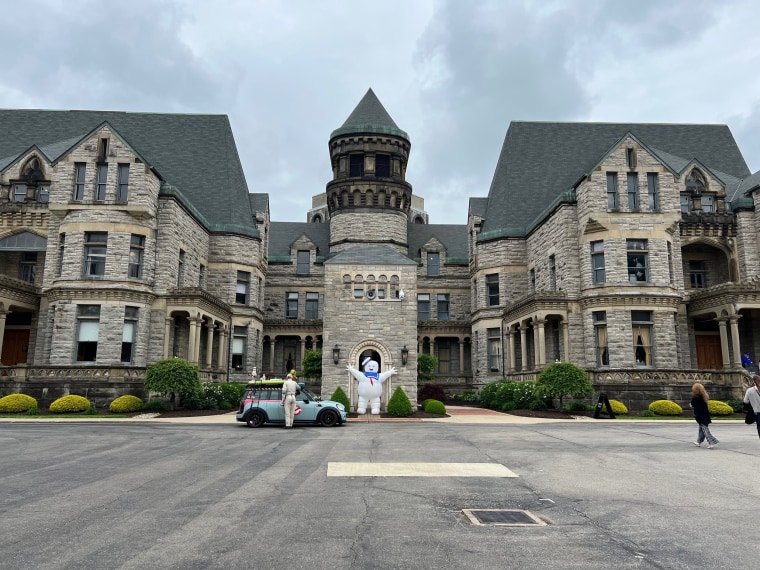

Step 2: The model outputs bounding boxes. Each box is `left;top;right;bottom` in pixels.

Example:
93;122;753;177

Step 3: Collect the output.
281;373;299;428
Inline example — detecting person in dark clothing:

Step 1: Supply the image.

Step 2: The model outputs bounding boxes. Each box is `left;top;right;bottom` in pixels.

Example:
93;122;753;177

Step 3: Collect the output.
690;383;718;449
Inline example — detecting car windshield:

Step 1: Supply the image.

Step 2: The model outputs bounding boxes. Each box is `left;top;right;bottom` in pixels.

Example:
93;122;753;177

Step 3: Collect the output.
298;387;320;401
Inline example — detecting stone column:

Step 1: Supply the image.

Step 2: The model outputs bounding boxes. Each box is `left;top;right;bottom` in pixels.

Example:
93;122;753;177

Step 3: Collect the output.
163;317;172;359
269;338;276;372
217;326;227;370
520;324;528;372
536;319;546;367
0;312;6;363
205;322;215;369
718;318;730;369
508;327;517;372
561;320;570;362
188;318;197;363
300;337;306;368
194;318;203;363
729;316;741;368
459;339;465;373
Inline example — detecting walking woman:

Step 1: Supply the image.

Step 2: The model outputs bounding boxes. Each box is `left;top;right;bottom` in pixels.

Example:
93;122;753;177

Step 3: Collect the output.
744;375;760;441
690;383;718;448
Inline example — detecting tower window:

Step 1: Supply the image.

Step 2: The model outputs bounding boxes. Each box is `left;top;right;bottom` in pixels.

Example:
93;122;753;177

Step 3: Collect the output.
349;154;364;177
376;154;390;177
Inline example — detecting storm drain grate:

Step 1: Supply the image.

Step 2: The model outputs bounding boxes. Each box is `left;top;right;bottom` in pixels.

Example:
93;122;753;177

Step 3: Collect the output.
462;509;547;527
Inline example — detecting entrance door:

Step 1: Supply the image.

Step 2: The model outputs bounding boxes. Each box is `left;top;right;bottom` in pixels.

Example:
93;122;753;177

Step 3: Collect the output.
695;335;722;370
1;329;30;365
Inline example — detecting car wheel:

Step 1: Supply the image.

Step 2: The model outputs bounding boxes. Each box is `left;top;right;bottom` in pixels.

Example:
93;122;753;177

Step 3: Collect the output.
320;410;339;427
246;410;265;428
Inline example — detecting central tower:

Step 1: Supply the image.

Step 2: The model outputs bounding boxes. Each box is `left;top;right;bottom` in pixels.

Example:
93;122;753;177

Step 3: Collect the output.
326;88;412;254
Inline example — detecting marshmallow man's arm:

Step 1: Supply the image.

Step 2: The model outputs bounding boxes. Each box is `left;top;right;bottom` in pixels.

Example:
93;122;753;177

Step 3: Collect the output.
346;364;367;382
378;367;397;383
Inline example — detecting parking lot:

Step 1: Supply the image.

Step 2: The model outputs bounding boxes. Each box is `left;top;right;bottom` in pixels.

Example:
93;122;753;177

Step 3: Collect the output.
1;418;758;569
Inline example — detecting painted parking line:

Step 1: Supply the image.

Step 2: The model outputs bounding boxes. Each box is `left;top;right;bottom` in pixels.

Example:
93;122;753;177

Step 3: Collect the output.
327;462;518;477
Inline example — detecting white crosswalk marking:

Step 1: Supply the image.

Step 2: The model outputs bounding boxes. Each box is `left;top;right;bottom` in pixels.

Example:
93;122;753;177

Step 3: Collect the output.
327;462;518;477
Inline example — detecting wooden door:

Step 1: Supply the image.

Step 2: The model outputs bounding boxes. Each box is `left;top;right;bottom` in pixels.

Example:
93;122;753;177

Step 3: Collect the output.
695;335;722;370
1;329;30;365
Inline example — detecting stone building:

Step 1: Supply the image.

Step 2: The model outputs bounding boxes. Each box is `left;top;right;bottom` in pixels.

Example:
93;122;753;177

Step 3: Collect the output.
1;92;758;409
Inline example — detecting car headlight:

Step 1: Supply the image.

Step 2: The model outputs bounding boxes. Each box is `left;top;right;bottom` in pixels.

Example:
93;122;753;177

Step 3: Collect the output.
336;403;345;411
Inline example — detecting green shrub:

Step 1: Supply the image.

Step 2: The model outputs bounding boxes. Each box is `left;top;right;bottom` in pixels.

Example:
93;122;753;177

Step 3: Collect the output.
528;399;548;411
479;381;501;408
418;383;446;403
727;399;745;413
648;400;683;416
640;409;656;417
707;400;734;416
85;405;97;415
501;400;517;411
50;395;91;413
461;391;479;403
565;401;591;412
26;406;41;416
200;382;246;409
609;399;629;415
0;393;38;413
535;362;593;408
301;348;322;379
330;386;351;411
417;354;438;382
109;395;144;413
387;386;413;417
142;399;167;411
423;399;447;415
144;358;201;409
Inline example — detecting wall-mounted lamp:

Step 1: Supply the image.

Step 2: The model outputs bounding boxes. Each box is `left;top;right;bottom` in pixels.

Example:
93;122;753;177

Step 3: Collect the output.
332;344;340;365
401;345;409;366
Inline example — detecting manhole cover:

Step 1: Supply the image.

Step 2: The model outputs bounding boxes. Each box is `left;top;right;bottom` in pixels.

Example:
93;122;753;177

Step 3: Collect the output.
462;509;547;526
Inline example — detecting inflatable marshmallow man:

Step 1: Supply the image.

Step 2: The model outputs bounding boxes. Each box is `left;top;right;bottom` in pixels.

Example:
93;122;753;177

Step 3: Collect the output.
346;357;397;414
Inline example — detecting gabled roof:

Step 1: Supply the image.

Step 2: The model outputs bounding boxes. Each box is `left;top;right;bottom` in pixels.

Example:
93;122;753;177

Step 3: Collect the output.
324;244;416;266
329;88;409;141
0;109;255;233
268;221;330;258
481;121;751;239
407;224;469;262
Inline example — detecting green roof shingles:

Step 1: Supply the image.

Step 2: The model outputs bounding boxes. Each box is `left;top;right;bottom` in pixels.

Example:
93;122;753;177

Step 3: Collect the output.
329;88;409;141
482;121;751;238
0;109;255;233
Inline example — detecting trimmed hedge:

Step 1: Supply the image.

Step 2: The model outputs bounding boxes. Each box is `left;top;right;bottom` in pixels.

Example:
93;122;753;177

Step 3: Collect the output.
648;400;683;416
422;399;447;415
387;386;413;417
0;393;38;413
330;387;351;411
609;399;629;415
109;395;144;413
50;395;91;414
707;400;734;416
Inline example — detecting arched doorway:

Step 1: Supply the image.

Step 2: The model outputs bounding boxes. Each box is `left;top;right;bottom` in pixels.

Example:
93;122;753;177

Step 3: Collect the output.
347;341;394;412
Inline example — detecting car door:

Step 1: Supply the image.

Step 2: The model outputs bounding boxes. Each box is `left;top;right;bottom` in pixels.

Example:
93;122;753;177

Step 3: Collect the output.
294;390;317;423
264;388;285;423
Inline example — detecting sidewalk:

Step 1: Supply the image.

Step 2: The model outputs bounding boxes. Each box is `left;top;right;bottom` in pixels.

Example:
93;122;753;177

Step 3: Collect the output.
0;406;598;425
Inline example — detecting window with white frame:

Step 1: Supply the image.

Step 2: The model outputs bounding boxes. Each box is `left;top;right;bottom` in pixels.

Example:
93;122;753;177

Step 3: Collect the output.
76;305;101;362
632;310;653;367
117;164;130;202
607;172;619;209
593;311;608;367
121;306;138;363
627;239;648;283
647;173;659;210
128;234;144;278
231;326;247;370
418;293;430;320
487;327;502;372
305;292;319;319
437;294;450;321
73;163;86;201
95;163;108;201
591;241;605;284
83;232;107;276
236;271;250;304
286;292;298;318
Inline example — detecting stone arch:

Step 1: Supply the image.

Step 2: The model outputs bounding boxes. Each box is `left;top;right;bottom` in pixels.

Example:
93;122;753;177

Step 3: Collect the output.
346;339;395;412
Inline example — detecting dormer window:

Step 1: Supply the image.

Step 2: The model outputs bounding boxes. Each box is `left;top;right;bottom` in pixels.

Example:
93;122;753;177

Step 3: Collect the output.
98;138;109;162
626;148;636;169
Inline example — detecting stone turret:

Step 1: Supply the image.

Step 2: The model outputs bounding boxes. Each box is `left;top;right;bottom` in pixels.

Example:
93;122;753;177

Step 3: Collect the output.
326;89;412;253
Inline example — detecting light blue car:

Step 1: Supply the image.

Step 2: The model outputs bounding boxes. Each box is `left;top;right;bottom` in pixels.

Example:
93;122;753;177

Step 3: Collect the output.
236;380;347;427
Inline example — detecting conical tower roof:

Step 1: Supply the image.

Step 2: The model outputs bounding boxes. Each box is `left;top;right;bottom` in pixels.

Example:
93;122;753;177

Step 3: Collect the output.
330;88;409;141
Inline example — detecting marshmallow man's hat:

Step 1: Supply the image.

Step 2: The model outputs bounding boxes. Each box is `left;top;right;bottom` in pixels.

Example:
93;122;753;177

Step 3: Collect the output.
362;357;372;367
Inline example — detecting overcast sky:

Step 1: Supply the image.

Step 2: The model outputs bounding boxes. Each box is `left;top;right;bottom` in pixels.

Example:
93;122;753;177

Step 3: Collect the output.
3;0;760;224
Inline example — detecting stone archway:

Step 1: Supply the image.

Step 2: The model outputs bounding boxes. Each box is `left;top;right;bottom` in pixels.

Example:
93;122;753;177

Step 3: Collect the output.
347;340;394;412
